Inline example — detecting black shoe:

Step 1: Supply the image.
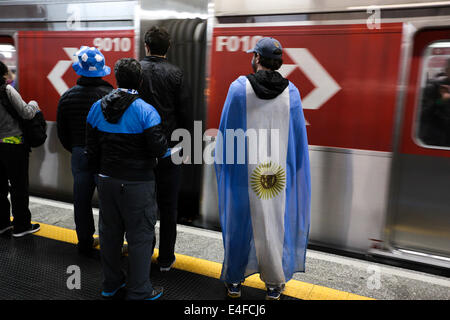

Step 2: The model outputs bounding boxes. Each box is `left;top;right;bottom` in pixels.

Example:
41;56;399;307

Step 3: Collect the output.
12;224;40;238
0;225;13;235
265;284;285;300
144;286;163;300
78;245;100;259
92;237;100;248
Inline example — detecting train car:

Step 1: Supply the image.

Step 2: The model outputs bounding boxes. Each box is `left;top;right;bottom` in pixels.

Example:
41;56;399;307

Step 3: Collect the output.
0;0;208;222
203;0;450;270
0;0;449;270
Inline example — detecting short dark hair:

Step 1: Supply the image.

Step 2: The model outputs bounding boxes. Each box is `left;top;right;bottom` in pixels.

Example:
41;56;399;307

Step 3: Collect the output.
114;58;142;90
144;26;170;56
257;53;283;71
0;60;8;86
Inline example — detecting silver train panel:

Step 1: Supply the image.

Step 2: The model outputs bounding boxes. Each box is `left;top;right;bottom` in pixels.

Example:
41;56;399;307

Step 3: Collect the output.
29;122;74;202
0;1;136;23
201;147;392;253
389;154;450;257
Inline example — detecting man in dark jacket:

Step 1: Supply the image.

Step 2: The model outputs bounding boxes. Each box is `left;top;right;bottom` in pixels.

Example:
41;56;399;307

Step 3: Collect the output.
56;46;113;255
86;58;167;300
139;26;190;271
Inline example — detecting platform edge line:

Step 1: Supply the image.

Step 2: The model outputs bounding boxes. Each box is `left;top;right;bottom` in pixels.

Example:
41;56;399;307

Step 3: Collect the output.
30;220;375;300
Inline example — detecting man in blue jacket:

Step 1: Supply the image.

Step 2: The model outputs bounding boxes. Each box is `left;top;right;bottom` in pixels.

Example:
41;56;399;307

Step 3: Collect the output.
86;58;167;300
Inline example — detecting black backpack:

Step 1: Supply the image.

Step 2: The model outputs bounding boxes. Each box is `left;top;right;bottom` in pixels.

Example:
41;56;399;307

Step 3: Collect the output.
0;84;47;148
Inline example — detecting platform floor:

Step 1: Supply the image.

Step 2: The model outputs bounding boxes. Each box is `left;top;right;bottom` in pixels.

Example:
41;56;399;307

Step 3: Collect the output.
0;231;292;300
6;196;448;300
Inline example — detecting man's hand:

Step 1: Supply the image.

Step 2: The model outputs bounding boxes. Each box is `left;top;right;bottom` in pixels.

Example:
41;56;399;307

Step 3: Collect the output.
29;100;41;111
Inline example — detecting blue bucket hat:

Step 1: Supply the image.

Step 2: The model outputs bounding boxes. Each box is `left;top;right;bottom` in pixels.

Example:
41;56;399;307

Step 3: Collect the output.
246;37;283;59
72;46;111;77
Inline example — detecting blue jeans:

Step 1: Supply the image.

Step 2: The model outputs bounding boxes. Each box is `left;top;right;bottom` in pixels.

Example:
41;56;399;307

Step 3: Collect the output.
71;146;96;249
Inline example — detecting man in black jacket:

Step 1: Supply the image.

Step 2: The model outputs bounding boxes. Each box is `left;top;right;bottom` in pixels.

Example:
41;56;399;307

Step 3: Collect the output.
139;26;190;271
56;46;113;256
86;58;167;300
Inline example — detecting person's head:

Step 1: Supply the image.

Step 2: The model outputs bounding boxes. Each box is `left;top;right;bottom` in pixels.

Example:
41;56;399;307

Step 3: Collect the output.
246;37;283;72
72;46;111;78
144;26;170;57
114;58;142;90
0;60;8;85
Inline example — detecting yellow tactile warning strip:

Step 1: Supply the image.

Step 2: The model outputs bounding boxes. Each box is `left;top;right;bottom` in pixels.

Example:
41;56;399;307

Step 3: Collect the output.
31;221;374;300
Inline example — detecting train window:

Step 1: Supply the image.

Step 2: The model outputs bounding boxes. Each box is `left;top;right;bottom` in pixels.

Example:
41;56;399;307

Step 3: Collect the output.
415;41;450;149
0;43;16;88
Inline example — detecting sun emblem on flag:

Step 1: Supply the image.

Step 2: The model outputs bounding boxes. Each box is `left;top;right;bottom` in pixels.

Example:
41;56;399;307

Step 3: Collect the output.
250;161;286;200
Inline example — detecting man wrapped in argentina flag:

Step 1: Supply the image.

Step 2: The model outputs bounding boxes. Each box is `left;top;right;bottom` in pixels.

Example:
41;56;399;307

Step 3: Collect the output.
214;37;311;300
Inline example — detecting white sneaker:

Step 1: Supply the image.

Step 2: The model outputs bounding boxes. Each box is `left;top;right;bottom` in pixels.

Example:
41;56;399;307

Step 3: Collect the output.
159;257;176;272
12;224;40;238
225;282;242;298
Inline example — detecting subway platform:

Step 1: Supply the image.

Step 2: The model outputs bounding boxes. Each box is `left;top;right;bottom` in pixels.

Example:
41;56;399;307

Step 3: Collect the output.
0;196;449;302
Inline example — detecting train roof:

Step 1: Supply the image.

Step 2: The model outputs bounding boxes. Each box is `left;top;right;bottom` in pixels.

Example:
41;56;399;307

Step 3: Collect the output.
214;0;450;16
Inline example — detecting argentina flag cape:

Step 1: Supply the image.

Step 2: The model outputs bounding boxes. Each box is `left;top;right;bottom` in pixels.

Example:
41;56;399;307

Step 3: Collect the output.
214;75;311;286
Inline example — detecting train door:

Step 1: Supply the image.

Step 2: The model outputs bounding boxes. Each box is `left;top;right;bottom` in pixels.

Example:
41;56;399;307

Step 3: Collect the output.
387;27;450;263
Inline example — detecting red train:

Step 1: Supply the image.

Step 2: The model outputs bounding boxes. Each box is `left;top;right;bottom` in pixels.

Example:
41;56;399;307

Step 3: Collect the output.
0;0;448;269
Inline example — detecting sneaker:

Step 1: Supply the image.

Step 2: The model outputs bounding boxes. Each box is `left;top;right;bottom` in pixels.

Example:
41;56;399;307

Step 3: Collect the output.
159;257;176;272
101;283;126;299
265;284;285;300
144;286;163;300
0;225;13;235
12;224;40;238
225;282;242;298
78;240;97;257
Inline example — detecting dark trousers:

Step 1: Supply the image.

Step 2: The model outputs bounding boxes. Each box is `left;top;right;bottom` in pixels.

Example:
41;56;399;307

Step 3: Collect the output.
97;176;157;300
71;147;96;248
154;156;182;265
0;143;32;232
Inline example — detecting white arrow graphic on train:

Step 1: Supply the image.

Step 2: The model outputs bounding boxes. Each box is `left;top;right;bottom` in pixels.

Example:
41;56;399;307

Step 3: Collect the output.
278;48;341;124
47;47;78;96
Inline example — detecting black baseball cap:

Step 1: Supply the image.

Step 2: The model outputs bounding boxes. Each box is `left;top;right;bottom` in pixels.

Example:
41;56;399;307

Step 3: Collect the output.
246;37;282;59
